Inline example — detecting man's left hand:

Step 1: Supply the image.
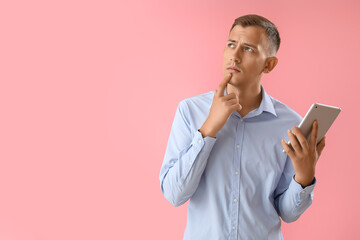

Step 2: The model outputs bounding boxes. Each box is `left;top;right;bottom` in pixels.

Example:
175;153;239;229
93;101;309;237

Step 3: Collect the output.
281;120;326;188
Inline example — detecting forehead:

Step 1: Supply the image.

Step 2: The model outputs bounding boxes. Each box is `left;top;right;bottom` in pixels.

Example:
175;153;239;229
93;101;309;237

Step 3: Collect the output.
228;25;269;49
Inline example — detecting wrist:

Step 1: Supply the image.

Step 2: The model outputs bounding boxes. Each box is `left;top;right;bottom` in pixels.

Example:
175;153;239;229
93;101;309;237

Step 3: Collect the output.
294;175;314;188
199;121;218;138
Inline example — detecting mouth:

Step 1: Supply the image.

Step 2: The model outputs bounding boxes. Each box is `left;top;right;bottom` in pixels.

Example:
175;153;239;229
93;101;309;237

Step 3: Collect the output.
227;66;240;73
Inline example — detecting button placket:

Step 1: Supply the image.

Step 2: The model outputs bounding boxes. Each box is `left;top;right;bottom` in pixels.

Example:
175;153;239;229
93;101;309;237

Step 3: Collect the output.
230;117;245;239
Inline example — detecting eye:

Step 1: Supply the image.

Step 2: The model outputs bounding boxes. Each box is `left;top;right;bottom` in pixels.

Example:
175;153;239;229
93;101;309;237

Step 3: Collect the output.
245;47;254;52
227;43;235;48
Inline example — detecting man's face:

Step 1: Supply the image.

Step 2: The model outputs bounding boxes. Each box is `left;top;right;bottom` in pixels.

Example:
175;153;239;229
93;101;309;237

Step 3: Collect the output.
222;25;271;87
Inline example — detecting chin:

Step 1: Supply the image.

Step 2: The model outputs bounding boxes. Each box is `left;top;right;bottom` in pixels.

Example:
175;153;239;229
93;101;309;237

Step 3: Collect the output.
230;75;242;81
230;78;246;87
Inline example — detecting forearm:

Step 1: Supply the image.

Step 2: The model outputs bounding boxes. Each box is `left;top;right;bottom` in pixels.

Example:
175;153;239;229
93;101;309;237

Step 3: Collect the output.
275;176;316;223
199;120;219;138
160;130;216;207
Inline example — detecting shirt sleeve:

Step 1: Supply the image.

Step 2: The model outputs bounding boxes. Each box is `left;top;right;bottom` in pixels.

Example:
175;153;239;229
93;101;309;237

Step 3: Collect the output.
273;155;317;223
159;100;216;207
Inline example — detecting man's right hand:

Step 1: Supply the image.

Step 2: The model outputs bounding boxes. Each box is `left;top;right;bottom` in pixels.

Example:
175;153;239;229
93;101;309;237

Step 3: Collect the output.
199;73;242;138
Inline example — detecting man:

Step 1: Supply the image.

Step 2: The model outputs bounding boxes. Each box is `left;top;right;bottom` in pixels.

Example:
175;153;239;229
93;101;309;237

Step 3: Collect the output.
159;14;325;240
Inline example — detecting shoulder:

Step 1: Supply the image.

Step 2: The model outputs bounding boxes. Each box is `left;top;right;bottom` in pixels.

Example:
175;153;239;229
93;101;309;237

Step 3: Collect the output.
178;90;214;112
175;91;214;130
270;96;303;124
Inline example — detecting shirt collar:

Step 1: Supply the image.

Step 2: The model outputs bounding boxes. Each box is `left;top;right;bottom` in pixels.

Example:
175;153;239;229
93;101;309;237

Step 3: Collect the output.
258;85;277;117
224;85;277;118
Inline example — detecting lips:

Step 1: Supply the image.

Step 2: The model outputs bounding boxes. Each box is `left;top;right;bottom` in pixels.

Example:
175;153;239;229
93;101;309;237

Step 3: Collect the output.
227;66;240;73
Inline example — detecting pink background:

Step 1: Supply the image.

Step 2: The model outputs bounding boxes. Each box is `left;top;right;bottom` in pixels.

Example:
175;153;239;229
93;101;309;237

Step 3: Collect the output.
1;0;359;239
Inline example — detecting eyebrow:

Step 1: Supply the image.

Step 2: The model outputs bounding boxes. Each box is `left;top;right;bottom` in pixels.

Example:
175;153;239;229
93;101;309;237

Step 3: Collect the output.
227;39;257;49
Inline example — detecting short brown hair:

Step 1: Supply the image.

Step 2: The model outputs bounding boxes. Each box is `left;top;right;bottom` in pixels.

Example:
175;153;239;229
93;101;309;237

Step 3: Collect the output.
230;14;280;55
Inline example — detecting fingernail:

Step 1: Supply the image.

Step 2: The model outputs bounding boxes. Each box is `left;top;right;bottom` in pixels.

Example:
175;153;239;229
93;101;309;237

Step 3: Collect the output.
287;129;291;133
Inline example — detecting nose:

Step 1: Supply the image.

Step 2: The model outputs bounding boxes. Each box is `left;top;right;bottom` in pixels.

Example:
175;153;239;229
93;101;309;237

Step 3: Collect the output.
230;49;241;64
230;58;240;64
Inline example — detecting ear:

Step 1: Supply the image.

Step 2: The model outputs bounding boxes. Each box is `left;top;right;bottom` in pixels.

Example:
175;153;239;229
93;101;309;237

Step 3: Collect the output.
263;57;278;74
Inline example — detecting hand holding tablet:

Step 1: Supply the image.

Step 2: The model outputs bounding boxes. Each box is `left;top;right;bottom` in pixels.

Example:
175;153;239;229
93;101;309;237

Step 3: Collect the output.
283;103;341;153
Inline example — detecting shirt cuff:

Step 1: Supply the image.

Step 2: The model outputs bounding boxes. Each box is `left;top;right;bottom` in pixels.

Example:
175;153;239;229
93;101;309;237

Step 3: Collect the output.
193;129;217;153
180;130;217;181
289;176;316;207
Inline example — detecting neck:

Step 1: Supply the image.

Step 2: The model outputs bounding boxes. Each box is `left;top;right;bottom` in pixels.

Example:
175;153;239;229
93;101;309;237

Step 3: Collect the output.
226;83;262;117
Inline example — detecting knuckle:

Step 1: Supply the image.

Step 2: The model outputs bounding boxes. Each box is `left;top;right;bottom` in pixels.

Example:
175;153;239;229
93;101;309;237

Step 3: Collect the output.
225;102;232;107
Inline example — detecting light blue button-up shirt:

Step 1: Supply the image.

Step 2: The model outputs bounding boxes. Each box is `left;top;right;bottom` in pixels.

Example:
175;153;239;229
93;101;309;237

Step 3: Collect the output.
160;86;316;240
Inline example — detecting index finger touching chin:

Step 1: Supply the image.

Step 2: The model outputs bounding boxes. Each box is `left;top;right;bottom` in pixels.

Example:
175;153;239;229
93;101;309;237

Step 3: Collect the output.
216;73;232;97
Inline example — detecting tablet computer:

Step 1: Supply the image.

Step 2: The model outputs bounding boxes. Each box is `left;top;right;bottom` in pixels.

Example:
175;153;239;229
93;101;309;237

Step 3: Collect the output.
284;103;341;152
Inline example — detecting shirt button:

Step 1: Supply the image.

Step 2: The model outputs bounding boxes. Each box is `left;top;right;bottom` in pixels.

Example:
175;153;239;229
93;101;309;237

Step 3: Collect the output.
240;119;243;122
235;171;238;175
198;140;202;144
234;198;238;202
236;144;240;148
301;190;305;194
189;161;192;165
232;226;236;230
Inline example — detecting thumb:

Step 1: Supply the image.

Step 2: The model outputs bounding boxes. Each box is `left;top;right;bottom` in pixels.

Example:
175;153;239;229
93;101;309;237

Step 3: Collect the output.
236;96;242;110
316;136;326;157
